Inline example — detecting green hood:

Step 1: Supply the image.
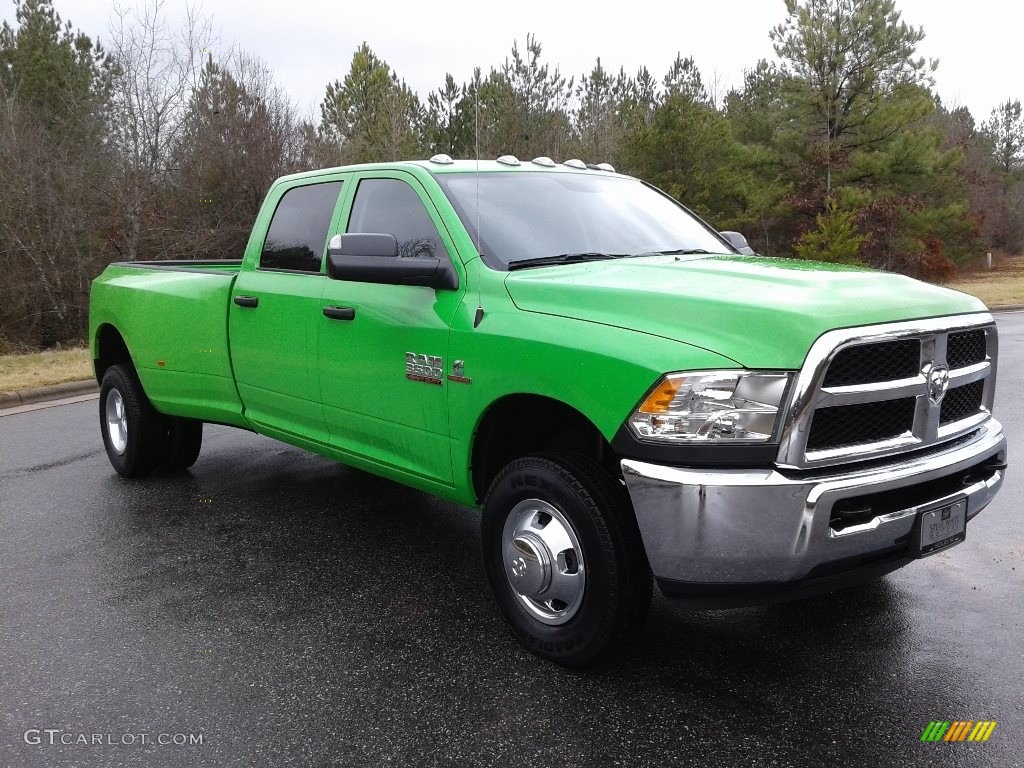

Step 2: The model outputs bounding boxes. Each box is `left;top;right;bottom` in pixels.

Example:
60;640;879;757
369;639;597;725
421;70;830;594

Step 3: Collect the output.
504;255;987;369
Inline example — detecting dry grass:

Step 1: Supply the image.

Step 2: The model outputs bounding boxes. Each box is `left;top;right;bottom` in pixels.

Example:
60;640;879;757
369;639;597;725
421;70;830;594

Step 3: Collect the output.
945;255;1024;308
0;346;92;392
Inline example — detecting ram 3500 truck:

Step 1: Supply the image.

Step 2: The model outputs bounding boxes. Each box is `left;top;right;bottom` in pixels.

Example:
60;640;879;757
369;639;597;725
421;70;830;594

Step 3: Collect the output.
89;156;1007;666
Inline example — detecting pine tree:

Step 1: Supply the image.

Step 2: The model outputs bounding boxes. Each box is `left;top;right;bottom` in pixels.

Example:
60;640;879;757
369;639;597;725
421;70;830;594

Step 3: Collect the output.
768;0;978;275
793;199;867;264
982;100;1024;175
0;0;111;140
0;0;114;346
980;100;1024;250
426;73;472;156
319;43;424;163
498;35;573;158
771;0;936;193
662;54;709;105
573;58;625;163
621;87;754;231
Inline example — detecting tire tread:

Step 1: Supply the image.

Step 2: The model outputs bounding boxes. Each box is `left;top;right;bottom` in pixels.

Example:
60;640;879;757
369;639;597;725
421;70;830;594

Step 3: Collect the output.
99;364;165;478
483;451;652;666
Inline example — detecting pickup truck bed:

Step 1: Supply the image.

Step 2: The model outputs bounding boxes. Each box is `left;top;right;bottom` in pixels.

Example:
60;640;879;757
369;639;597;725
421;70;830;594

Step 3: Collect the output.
91;261;246;427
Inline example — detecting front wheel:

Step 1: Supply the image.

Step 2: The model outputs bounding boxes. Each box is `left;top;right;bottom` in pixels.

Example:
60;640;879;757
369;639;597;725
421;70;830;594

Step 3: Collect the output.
482;453;652;667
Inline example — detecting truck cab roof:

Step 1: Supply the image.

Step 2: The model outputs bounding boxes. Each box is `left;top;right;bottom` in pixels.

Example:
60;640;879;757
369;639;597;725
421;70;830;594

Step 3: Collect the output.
274;157;627;185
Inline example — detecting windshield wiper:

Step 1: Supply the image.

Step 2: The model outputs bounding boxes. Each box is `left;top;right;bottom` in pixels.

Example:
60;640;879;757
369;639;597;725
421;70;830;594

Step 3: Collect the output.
506;252;629;271
630;248;714;257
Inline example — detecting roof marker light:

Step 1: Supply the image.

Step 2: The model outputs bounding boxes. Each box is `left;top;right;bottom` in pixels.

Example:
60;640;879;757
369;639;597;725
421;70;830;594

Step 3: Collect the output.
496;155;521;166
563;159;587;169
531;156;556;167
594;162;615;172
429;154;454;165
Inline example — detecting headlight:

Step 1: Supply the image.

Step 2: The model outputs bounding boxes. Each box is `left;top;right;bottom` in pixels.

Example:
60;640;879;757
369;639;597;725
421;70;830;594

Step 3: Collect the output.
628;370;792;443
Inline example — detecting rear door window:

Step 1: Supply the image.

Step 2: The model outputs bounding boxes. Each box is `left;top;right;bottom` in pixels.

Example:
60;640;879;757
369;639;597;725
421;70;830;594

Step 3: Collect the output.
260;181;343;272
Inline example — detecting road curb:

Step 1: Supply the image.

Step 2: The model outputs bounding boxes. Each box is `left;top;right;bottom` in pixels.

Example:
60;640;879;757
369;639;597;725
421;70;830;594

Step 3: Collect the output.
991;304;1024;313
0;379;99;409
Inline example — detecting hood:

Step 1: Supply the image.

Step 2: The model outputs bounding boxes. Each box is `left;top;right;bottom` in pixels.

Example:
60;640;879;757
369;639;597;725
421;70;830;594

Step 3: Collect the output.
504;255;987;369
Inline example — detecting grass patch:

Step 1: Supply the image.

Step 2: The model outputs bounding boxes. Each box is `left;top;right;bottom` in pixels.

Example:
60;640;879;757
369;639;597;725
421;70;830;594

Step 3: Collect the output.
945;255;1024;308
0;346;93;392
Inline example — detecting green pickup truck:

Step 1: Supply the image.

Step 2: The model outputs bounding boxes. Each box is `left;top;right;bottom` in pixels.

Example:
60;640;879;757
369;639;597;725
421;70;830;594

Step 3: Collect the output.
89;156;1007;666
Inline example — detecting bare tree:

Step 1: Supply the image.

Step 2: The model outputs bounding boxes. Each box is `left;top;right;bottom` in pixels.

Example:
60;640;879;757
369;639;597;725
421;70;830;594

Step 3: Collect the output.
164;50;307;259
106;0;212;260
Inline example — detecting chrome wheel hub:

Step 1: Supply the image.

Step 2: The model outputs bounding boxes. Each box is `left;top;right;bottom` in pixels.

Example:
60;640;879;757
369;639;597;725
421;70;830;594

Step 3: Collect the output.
502;499;586;625
105;388;128;455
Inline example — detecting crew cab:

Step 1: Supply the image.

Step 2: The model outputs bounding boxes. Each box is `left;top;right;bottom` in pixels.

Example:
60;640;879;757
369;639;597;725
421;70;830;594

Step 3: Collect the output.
89;156;1007;666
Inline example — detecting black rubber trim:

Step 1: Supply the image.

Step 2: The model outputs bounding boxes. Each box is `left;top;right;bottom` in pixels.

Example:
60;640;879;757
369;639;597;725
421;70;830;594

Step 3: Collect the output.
611;424;779;467
830;456;1001;531
656;551;913;609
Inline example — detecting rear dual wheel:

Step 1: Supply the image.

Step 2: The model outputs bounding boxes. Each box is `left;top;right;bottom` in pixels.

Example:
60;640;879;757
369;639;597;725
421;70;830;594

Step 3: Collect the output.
482;453;652;667
100;364;203;477
164;418;203;470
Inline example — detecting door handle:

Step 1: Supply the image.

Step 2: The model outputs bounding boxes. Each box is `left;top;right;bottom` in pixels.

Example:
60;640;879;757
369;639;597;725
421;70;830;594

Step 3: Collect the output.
323;306;356;321
233;295;259;308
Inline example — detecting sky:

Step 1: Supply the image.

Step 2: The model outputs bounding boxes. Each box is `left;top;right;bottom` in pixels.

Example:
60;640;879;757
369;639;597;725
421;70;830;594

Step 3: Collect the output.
3;0;1020;126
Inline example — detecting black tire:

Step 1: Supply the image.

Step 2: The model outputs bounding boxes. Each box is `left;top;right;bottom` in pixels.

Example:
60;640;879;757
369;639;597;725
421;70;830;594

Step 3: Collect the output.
482;452;652;667
162;417;203;470
99;364;166;478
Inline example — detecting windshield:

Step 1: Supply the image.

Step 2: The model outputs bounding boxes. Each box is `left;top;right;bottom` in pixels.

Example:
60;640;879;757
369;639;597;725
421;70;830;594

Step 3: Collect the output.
435;172;730;269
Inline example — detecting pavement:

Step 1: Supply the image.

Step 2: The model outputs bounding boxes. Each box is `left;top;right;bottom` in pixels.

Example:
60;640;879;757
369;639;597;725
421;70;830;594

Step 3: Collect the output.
1;315;1022;768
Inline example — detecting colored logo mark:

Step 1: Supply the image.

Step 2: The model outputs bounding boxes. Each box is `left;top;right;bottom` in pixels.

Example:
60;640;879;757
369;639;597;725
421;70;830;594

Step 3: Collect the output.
921;721;997;742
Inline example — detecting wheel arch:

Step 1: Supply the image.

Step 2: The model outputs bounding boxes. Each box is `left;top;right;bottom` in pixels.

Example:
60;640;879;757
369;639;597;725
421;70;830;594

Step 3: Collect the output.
469;393;620;503
93;323;135;384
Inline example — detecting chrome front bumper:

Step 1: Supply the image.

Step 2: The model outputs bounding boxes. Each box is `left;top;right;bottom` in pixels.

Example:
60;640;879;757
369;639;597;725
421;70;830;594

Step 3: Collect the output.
621;420;1006;593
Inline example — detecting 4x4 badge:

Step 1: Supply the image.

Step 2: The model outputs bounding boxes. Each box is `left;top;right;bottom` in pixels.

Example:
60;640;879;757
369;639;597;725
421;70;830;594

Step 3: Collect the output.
448;359;472;384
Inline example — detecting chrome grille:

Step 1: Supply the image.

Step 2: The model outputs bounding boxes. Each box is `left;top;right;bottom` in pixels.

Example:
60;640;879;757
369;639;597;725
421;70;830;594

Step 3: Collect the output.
777;314;997;469
947;329;987;368
940;380;985;425
822;339;920;387
807;397;916;451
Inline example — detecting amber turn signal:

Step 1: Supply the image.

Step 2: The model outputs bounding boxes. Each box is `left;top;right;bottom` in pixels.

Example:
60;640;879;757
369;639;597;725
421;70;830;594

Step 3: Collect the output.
638;378;680;414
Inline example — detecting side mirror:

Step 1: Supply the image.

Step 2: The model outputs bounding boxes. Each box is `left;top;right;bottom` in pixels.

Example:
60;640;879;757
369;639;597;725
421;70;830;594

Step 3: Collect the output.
719;231;756;255
326;233;459;290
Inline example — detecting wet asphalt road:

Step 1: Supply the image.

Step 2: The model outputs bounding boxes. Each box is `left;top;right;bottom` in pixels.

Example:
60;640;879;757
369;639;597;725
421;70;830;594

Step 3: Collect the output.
1;315;1023;768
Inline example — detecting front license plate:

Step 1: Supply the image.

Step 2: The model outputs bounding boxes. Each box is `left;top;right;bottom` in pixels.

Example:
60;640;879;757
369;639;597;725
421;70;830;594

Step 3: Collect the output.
914;499;967;557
